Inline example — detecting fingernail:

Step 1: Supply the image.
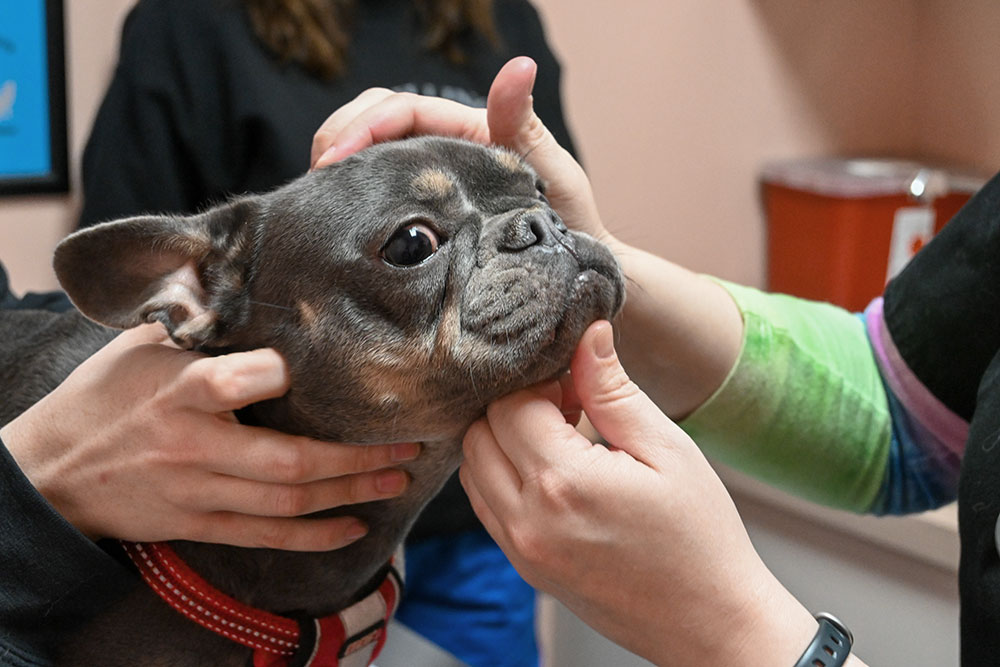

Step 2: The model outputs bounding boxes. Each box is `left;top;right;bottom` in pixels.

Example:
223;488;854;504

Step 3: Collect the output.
376;470;408;494
593;321;615;359
391;442;421;462
315;145;338;169
345;521;368;543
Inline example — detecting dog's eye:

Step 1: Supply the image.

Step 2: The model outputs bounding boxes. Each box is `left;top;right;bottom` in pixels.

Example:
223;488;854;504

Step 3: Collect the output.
381;222;440;267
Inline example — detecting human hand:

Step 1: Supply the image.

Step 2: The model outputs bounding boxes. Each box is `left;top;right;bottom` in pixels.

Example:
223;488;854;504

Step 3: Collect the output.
310;57;611;243
459;321;817;666
1;324;418;551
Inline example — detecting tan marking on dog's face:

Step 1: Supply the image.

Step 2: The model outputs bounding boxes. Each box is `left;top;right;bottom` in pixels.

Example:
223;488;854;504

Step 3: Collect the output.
494;149;526;173
410;169;455;201
297;300;321;330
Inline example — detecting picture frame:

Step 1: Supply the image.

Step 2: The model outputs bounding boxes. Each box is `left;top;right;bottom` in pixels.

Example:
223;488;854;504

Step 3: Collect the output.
0;0;69;196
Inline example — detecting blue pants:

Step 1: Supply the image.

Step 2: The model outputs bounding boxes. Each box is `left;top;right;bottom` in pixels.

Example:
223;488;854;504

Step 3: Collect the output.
395;530;539;667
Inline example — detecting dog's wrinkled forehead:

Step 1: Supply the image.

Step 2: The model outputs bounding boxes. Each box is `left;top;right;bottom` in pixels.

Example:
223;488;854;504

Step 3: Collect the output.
347;137;538;211
401;139;536;203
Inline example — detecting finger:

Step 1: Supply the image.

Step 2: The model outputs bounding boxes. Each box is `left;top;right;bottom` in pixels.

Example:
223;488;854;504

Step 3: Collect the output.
185;513;370;552
483;384;590;475
459;462;509;548
558;371;583;426
571;321;689;468
181;347;291;412
315;93;491;167
204;431;420;483
185;469;410;517
486;56;543;152
484;58;602;236
310;87;396;168
460;418;522;512
93;323;173;359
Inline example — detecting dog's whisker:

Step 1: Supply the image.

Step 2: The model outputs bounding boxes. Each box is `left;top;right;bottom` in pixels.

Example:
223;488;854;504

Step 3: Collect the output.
248;299;295;312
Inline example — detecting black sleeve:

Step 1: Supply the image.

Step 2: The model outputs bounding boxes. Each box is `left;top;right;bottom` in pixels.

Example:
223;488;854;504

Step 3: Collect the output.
0;438;136;660
77;1;206;228
0;263;72;312
883;170;1000;421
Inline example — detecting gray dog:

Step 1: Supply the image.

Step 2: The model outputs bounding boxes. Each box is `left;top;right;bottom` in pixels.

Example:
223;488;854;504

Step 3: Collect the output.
0;137;624;665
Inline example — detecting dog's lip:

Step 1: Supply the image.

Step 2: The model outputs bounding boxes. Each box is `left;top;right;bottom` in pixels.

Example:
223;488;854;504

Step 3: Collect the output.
573;264;625;319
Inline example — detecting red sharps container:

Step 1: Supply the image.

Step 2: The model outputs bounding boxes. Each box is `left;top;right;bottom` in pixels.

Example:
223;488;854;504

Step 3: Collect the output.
761;158;985;311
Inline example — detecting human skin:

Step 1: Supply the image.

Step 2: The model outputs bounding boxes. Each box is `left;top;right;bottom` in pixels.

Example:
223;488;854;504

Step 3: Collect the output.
2;323;419;550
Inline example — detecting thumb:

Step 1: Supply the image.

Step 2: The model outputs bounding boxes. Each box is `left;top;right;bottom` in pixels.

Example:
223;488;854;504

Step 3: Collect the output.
486;58;606;239
486;57;573;185
570;321;688;467
486;57;544;152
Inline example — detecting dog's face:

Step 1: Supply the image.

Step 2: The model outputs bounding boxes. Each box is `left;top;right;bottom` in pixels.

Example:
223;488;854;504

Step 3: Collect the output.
55;137;624;447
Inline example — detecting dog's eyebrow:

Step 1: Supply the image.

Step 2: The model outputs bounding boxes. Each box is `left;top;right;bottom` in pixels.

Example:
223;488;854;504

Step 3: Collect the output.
493;149;526;173
410;169;456;201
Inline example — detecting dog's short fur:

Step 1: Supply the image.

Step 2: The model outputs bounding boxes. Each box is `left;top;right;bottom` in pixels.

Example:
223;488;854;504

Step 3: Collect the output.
0;137;624;665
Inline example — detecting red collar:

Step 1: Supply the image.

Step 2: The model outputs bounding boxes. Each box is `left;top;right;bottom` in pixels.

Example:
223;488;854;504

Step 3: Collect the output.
121;541;403;667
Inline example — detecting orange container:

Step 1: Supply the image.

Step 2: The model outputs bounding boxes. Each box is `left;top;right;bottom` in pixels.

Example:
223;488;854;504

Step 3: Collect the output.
761;159;985;312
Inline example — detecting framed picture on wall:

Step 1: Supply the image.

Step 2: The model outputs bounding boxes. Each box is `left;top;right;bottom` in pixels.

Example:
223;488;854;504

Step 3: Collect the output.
0;0;68;196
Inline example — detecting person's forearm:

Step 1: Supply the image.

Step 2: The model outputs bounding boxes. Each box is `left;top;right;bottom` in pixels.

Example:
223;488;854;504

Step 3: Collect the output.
607;239;744;420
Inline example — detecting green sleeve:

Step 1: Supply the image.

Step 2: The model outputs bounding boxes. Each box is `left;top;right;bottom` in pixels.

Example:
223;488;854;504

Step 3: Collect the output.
678;281;890;512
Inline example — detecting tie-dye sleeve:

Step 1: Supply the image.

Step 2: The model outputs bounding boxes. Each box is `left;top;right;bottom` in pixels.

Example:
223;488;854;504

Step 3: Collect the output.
862;297;967;514
678;281;965;514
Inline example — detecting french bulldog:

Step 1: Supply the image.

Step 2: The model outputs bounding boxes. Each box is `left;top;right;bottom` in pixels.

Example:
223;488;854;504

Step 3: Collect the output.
0;136;624;665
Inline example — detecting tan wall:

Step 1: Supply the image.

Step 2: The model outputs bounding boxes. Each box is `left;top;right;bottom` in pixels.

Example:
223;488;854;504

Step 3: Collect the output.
3;1;998;295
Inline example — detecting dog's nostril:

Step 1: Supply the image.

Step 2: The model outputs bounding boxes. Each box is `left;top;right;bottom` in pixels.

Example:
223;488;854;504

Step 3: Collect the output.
528;218;546;244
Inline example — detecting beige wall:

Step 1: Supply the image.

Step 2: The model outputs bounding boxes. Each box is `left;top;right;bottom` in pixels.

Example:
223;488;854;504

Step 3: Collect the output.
533;0;997;287
3;1;998;294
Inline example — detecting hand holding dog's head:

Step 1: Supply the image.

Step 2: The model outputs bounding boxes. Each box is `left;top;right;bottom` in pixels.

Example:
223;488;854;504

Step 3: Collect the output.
56;137;624;445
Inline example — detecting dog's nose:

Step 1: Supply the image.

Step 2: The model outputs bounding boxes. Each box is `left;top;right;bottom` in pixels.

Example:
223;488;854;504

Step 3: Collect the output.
499;209;567;252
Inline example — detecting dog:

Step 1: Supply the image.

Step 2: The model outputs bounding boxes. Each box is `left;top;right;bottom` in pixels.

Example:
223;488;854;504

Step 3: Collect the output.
0;136;624;665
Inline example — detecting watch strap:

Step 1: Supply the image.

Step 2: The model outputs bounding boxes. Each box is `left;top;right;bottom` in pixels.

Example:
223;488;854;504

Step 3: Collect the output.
794;612;853;667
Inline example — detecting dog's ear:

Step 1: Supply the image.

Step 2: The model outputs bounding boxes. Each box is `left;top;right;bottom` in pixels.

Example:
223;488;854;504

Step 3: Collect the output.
54;198;258;349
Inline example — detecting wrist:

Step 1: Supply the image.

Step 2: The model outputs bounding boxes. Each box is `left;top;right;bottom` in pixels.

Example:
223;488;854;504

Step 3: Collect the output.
688;570;817;667
2;403;98;540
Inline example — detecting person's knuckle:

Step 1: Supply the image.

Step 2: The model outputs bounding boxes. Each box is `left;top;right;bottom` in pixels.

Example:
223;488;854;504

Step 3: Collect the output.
257;523;296;550
506;523;546;564
355;443;388;471
271;441;310;483
359;86;393;102
533;466;570;499
182;515;214;543
199;361;248;405
595;374;641;410
168;482;201;510
462;420;489;456
272;484;309;517
339;475;367;505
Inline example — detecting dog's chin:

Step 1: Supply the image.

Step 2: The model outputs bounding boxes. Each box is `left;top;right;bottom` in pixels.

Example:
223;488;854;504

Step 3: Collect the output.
518;267;624;383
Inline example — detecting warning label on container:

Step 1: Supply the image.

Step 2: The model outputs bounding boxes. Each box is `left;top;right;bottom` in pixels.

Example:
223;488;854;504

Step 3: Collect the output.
886;207;935;283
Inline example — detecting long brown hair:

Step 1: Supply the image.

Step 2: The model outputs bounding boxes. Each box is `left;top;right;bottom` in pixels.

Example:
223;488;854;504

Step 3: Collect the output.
245;0;499;80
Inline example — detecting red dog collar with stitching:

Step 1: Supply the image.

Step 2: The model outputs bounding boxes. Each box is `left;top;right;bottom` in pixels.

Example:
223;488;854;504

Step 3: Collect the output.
121;541;403;667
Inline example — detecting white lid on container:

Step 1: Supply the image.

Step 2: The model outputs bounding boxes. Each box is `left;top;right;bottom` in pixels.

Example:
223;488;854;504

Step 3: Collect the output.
760;158;987;200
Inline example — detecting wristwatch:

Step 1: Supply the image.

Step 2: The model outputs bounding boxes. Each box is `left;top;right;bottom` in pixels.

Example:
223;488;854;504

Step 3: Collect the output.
793;612;853;667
